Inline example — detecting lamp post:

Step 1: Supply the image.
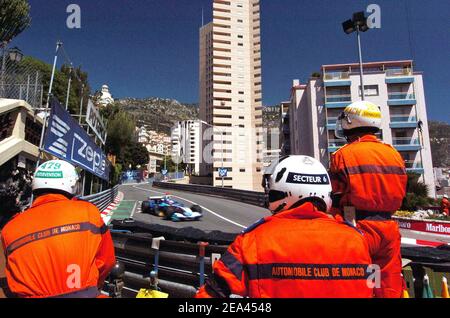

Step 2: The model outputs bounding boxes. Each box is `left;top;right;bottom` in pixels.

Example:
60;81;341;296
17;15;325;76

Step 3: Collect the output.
1;45;24;97
65;65;73;111
8;47;23;63
342;11;369;100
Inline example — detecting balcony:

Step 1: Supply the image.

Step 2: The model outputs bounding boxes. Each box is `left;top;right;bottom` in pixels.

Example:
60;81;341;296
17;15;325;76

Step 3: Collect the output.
404;160;424;174
325;94;351;108
392;137;421;152
387;93;416;106
326;116;338;130
385;68;414;84
389;115;418;129
328;139;346;153
323;72;351;87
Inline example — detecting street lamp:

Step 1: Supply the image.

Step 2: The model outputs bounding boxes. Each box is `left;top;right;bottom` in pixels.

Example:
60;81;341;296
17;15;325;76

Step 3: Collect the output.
8;47;23;63
342;11;369;100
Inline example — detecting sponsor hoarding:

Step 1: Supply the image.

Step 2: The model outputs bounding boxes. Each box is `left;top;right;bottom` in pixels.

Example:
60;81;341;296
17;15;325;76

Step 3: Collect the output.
86;99;107;145
43;99;111;181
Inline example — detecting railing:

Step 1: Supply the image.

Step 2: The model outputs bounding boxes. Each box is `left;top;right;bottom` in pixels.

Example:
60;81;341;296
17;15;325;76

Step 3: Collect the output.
325;94;351;103
390;115;417;123
153;181;266;207
386;68;412;77
108;229;230;298
404;160;423;169
323;71;350;80
392;137;420;146
328;139;347;148
80;185;119;212
327;117;338;125
388;93;415;100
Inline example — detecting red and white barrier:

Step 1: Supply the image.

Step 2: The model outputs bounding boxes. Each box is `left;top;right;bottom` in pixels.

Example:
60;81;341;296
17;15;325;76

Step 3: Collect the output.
395;217;450;247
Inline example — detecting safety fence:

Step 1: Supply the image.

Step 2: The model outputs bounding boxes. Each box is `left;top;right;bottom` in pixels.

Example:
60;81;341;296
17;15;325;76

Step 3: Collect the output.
109;228;228;298
80;185;119;212
0;57;44;109
153;181;266;207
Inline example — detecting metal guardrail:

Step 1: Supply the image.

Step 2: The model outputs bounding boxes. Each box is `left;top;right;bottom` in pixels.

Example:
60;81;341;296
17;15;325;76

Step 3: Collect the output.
80;185;119;212
110;231;228;298
153;181;266;207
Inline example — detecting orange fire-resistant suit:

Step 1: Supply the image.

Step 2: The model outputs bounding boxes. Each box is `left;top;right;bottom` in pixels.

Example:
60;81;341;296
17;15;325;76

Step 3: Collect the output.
442;197;450;216
1;194;116;298
330;134;407;298
196;202;373;298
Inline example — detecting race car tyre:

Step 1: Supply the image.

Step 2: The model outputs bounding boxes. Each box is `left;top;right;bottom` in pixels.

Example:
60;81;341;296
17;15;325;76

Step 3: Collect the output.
141;201;151;214
190;205;203;213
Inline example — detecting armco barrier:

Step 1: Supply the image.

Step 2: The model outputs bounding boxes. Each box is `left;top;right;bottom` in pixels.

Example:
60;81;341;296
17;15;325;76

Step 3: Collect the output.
81;185;119;212
110;230;228;298
153;181;266;207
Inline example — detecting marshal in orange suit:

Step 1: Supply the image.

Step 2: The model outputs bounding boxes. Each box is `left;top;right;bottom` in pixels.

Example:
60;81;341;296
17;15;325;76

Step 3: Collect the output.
330;101;407;298
1;160;115;298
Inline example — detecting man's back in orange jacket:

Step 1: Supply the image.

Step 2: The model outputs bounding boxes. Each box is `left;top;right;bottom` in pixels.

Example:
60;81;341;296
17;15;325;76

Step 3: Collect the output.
1;193;116;298
330;134;407;298
196;202;373;298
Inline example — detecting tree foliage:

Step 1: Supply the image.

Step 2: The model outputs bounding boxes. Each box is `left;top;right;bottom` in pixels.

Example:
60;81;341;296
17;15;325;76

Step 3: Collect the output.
103;105;148;169
0;0;31;44
161;156;187;173
105;109;135;158
428;120;450;168
121;142;149;170
401;172;434;211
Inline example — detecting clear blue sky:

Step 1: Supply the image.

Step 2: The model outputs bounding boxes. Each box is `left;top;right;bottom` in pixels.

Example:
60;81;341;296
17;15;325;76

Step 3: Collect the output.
11;0;450;122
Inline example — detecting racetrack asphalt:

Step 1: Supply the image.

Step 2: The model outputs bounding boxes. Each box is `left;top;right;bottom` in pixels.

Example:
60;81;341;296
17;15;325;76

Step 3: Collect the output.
118;183;271;234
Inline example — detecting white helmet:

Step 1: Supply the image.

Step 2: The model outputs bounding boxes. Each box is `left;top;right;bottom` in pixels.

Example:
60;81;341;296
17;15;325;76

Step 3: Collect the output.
32;160;81;197
262;155;332;214
335;100;381;139
444;194;449;199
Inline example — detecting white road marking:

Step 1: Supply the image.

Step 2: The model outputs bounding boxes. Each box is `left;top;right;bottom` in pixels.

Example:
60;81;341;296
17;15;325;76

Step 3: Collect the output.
131;185;247;229
130;201;138;218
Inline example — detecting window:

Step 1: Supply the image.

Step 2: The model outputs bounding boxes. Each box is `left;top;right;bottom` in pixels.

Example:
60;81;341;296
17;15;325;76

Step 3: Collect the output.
237;19;243;23
238;35;243;39
359;85;379;97
240;169;246;172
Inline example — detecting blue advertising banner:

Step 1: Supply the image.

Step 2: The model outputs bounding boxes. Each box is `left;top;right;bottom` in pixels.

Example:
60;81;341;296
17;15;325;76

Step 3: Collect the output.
121;170;143;183
43;99;111;181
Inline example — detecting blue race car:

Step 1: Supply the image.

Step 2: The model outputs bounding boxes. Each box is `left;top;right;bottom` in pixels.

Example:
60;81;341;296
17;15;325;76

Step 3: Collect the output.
141;195;203;221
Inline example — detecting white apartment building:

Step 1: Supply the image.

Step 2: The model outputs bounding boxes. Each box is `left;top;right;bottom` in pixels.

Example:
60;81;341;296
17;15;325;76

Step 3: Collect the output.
199;0;263;190
285;60;436;197
171;120;206;175
136;127;172;173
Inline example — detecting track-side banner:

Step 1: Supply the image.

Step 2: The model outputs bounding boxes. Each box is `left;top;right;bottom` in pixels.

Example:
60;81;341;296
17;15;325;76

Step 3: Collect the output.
43;99;111;181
